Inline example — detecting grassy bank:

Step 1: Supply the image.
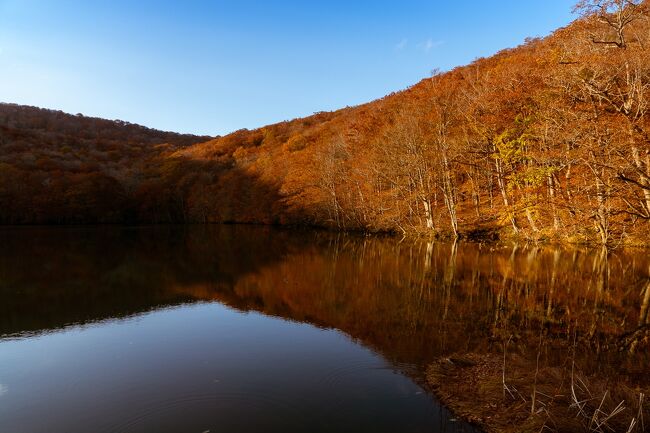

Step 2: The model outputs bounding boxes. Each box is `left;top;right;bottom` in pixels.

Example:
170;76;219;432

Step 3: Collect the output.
425;349;649;433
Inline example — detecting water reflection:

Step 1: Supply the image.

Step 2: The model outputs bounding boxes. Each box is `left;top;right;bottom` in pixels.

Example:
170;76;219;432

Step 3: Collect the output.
0;226;648;432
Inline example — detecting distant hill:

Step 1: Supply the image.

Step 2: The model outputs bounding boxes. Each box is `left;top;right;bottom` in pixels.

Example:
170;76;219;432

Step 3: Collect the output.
1;0;649;245
0;104;210;223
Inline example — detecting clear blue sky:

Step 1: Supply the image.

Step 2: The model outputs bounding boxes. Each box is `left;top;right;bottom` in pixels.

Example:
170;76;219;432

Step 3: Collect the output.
0;1;577;136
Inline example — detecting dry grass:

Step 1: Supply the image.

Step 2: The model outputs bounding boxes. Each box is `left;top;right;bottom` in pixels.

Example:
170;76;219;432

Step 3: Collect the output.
426;351;649;433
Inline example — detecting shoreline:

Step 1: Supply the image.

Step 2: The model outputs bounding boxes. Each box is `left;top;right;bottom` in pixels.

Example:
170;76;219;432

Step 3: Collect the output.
0;222;648;248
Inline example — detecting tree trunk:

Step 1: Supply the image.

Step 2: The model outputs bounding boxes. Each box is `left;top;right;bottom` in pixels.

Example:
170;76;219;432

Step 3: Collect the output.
494;151;520;234
632;146;650;215
595;172;609;246
422;198;434;230
441;153;459;238
525;207;539;233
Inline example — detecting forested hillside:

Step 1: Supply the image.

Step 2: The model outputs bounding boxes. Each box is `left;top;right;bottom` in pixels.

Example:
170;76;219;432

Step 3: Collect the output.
0;104;210;223
1;0;649;245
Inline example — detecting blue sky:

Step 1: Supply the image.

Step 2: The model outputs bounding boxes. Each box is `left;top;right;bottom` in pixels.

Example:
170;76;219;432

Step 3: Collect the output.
0;1;576;136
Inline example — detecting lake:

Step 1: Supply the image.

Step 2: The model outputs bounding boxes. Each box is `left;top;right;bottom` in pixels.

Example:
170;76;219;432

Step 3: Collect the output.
0;226;648;432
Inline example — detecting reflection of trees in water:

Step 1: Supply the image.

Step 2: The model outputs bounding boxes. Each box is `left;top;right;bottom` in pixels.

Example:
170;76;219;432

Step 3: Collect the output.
0;226;300;336
625;263;650;355
1;227;649;375
633;273;650;353
197;236;650;375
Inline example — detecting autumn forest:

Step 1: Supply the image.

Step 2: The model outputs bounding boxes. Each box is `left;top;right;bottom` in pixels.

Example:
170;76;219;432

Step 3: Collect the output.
1;0;649;246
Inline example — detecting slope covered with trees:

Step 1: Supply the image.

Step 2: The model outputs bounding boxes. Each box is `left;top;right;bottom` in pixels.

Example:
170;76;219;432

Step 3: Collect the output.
1;0;649;245
0;104;210;223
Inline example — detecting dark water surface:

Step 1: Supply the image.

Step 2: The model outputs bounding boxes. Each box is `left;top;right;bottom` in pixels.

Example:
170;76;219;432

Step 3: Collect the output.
0;226;475;433
0;226;648;432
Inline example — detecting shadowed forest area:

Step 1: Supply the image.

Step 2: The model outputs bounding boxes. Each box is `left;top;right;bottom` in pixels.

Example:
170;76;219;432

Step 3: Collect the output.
1;0;650;245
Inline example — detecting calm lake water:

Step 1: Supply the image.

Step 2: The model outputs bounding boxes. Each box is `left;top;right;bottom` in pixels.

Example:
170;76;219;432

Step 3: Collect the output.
0;226;648;432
